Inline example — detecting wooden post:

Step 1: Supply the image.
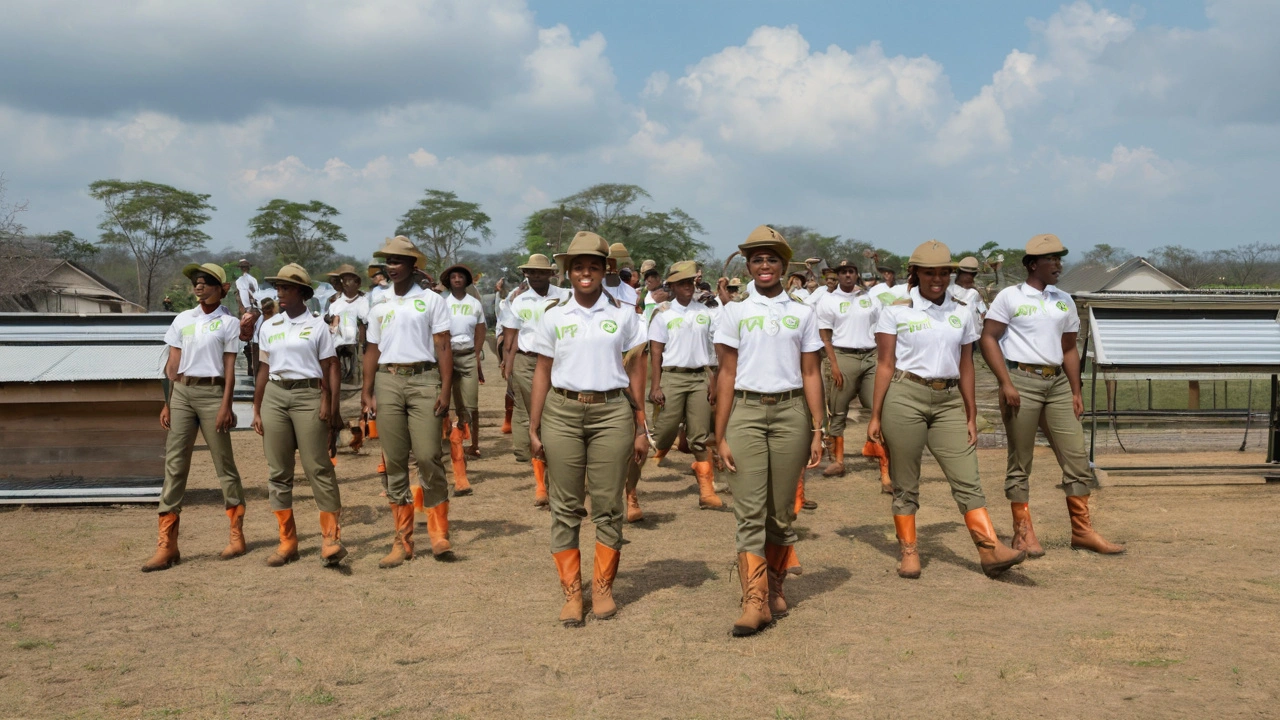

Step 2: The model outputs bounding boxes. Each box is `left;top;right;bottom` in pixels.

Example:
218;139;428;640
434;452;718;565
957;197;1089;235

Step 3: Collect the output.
1105;380;1116;413
1188;381;1201;409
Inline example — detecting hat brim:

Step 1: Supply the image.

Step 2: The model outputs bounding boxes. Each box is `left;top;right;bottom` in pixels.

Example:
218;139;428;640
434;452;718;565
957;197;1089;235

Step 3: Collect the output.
553;251;609;265
665;270;697;284
265;275;310;288
372;249;427;269
907;261;958;270
737;242;793;267
517;262;557;271
182;263;225;284
442;265;474;286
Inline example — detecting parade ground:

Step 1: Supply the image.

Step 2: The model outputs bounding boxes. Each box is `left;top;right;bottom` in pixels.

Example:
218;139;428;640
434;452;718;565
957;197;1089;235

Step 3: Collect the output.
2;356;1278;720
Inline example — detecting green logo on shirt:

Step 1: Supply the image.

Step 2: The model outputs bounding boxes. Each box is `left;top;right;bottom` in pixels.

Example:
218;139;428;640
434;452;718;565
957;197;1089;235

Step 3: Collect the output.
839;302;851;313
948;315;962;328
859;298;872;309
208;319;223;331
1013;304;1039;318
695;314;710;325
381;311;395;329
452;304;473;315
518;309;533;321
666;317;685;330
299;327;313;339
413;299;426;312
601;320;618;334
267;332;286;343
1056;301;1068;312
897;319;933;333
555;324;578;339
782;316;799;330
739;316;765;333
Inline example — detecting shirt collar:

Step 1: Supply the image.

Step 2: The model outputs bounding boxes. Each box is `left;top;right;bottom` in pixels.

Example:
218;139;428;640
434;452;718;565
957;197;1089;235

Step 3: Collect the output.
1019;283;1058;298
831;286;863;298
746;289;792;306
566;292;610;316
909;287;958;313
391;284;426;300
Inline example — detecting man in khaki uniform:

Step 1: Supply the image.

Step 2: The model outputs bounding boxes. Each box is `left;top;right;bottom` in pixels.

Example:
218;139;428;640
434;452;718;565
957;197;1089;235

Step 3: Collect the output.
814;259;881;480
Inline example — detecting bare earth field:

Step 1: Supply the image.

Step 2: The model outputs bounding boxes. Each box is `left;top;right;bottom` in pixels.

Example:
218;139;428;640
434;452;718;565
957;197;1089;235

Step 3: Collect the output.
3;354;1279;719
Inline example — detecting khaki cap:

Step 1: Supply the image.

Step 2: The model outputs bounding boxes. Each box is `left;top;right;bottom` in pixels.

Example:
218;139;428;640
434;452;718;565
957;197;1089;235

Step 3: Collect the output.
1025;233;1068;257
832;259;858;273
640;259;658;276
266;263;314;289
607;242;630;261
957;256;981;273
665;260;698;284
555;231;611;264
442;263;474;286
373;235;428;269
182;262;226;284
517;253;555;271
367;262;387;279
738;225;793;266
727;278;743;289
327;263;361;280
907;240;956;269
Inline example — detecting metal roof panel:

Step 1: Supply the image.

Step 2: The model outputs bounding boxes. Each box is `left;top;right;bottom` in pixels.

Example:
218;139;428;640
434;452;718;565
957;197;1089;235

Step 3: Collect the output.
1091;312;1280;369
0;345;167;382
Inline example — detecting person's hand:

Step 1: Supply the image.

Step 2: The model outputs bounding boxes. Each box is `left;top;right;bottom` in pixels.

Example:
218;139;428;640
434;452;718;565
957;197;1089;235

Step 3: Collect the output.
633;432;651;467
434;396;449;417
238;313;256;342
967;418;978;447
717;437;736;473
807;431;823;468
707;385;716;407
252;412;264;436
1072;392;1084;420
495;278;506;295
502;360;512;382
329;410;345;431
999;383;1021;414
530;430;545;460
477;362;486;385
649;388;665;406
361;391;376;418
159;405;171;430
216;405;235;433
867;416;884;445
831;366;844;391
320;397;331;423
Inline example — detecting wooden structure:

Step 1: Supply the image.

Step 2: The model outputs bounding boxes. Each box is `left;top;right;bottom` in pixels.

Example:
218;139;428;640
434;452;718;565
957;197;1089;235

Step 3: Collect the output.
0;255;143;313
0;313;171;503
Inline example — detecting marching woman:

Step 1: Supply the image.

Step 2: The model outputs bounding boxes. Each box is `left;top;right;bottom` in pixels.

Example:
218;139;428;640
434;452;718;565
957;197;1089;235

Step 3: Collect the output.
361;236;455;567
251;264;347;567
442;263;486;492
867;240;1025;580
143;262;248;572
980;234;1123;556
647;260;724;510
528;231;648;627
714;226;825;637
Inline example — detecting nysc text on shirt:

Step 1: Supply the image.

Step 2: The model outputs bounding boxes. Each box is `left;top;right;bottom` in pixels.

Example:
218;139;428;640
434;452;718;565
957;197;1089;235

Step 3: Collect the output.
875;287;980;380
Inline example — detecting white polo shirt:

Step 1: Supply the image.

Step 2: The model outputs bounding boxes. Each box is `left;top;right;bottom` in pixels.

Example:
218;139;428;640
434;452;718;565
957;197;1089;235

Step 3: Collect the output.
445;292;485;351
326;293;368;347
815;287;880;350
869;282;909;307
986;283;1080;366
502;284;568;353
804;285;830;307
649;299;716;369
366;284;452;364
368;283;389;308
714;290;823;394
876;287;980;379
164;305;242;378
949;285;987;320
604;279;639;308
257;311;336;380
531;293;646;392
236;273;259;313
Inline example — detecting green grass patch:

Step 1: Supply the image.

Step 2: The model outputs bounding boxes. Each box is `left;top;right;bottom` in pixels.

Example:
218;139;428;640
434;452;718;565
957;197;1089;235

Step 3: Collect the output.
14;639;54;650
298;689;336;706
1129;658;1183;668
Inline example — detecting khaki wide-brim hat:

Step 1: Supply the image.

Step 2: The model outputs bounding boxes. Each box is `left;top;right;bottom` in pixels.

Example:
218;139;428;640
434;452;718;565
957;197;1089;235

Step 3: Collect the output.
738;225;793;266
640;259;658;276
727;278;743;289
182;262;227;285
957;256;981;273
554;231;611;265
267;263;314;290
607;242;631;262
1025;233;1068;257
665;260;698;284
442;263;474;286
907;240;956;269
517;253;555;271
367;262;387;279
327;263;362;281
372;235;428;269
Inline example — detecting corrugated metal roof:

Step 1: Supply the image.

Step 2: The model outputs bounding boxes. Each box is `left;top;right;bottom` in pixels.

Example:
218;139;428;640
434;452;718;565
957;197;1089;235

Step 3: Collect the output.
0;312;173;344
1058;257;1185;294
1091;310;1280;370
0;345;166;382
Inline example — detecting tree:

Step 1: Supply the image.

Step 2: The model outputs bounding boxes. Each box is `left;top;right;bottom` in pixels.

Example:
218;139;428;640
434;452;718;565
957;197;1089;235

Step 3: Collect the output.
1150;245;1217;288
29;230;99;264
248;199;347;272
1080;243;1132;268
89;179;214;310
0;173;28;243
395;190;493;276
1216;242;1280;287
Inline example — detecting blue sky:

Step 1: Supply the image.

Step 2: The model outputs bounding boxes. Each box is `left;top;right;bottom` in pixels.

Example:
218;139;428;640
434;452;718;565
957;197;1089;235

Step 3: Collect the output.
1;0;1275;265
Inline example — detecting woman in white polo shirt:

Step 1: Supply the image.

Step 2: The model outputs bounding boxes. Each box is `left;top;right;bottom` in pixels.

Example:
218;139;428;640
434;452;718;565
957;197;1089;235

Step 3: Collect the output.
251;264;347;568
361;237;455;568
441;264;486;493
868;240;1025;580
142;262;248;573
980;234;1123;557
714;226;825;638
528;231;649;628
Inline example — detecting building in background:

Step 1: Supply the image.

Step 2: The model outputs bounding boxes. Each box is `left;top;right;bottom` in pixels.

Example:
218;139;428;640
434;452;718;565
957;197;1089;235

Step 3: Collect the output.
0;255;143;313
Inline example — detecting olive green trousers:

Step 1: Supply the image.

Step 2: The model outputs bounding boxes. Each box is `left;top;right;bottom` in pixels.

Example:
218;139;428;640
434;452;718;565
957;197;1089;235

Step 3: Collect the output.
450;349;479;427
723;394;810;556
652;369;712;452
826;350;876;436
159;382;244;514
374;368;447;508
510;353;537;463
541;391;633;553
260;382;341;513
1001;369;1095;503
881;378;985;516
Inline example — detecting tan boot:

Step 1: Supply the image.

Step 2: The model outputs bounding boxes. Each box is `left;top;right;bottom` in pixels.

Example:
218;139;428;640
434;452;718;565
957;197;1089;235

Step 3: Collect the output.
648;448;669;468
379;504;415;568
625;485;643;523
553;548;584;627
731;552;772;637
784;544;802;576
1010;502;1046;558
964;508;1026;578
794;474;817;513
863;440;892;493
426;501;455;560
318;510;347;567
592;543;620;619
691;460;724;509
502;394;513;434
411;485;426;524
763;544;791;618
532;458;549;507
1067;495;1125;554
266;509;299;567
219;503;246;560
141;513;180;572
822;436;846;477
893;515;921;579
449;427;473;496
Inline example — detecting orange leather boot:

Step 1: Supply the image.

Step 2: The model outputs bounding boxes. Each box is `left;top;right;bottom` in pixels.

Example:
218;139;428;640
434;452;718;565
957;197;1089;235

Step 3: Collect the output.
822;436;846;477
532;458;549;507
379;504;415;568
763;543;792;618
219;503;247;560
731;552;772;637
794;473;817;513
141;513;181;572
1067;495;1125;554
412;485;427;523
426;501;455;560
784;544;802;576
502;395;513;434
1010;502;1046;558
893;514;921;578
449;427;472;496
318;510;347;567
862;439;892;493
553;548;584;627
625;470;643;523
964;507;1026;578
691;460;724;509
591;544;620;619
647;448;669;468
266;509;299;567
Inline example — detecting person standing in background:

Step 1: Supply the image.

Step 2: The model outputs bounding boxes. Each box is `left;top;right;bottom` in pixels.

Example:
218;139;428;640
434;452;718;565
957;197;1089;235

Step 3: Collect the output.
324;264;368;386
442;263;486;490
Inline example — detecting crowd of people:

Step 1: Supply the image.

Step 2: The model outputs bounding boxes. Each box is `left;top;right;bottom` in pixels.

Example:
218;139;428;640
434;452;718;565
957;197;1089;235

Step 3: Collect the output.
140;228;1124;636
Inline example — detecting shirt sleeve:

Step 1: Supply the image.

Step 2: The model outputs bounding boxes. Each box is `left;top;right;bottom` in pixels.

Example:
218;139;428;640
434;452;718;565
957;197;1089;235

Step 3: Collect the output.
815;298;835;330
799;308;824;352
1063;295;1081;333
315;321;337;361
429;296;451;335
648;311;668;344
366;307;383;345
164;316;183;349
961;311;981;345
529;308;556;357
221;318;243;354
624;311;647;351
875;306;898;335
985;288;1012;324
713;304;740;348
472;298;486;326
499;298;520;329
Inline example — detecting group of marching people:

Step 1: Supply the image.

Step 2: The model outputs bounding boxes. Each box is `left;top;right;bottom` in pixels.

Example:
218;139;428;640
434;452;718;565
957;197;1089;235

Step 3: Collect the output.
141;227;1124;637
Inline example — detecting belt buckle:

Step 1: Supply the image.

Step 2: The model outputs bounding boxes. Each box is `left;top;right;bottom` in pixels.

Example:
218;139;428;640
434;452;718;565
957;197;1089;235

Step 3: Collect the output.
578;392;600;404
929;380;948;391
759;394;778;405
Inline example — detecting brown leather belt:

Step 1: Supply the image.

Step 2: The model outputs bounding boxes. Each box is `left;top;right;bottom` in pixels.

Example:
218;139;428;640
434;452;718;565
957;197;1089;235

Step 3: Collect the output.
735;389;802;405
380;362;438;376
663;366;709;374
176;375;225;386
516;349;538;358
554;387;625;404
893;370;958;390
834;347;875;356
1007;360;1061;378
453;347;476;357
271;378;321;390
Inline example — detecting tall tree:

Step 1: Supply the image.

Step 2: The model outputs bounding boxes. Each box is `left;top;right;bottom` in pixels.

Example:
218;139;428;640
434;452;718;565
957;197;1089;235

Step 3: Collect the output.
29;230;99;264
0;173;29;243
248;199;347;273
89;179;214;310
1081;243;1133;268
396;189;493;276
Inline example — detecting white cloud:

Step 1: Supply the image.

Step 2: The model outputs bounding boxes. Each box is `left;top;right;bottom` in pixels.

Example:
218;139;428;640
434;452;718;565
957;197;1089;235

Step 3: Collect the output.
408;149;439;168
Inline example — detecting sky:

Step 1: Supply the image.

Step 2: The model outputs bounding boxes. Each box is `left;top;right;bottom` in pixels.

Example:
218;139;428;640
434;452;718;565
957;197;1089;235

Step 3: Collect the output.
1;0;1277;264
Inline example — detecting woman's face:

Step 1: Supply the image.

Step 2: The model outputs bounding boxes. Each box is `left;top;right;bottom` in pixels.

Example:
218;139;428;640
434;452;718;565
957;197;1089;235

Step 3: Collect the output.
916;265;951;301
1028;254;1063;285
276;282;306;314
569;256;605;295
191;273;226;305
340;275;361;294
449;270;469;290
747;250;783;288
671;278;695;304
384;255;414;283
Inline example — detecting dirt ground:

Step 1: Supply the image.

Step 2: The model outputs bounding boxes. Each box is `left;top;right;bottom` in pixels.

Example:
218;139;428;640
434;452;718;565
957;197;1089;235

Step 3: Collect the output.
3;354;1280;720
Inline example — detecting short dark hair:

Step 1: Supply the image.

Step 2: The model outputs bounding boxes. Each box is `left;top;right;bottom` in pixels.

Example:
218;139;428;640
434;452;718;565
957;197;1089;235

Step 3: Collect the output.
619;268;633;282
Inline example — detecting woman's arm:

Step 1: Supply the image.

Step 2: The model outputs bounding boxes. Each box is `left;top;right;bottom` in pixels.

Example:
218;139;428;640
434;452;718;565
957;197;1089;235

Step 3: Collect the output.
648;340;666;406
628;344;651;465
528;355;553;460
980;319;1019;412
217;352;237;433
866;333;897;444
251;357;270;435
322;356;342;428
713;345;738;471
800;351;824;468
959;343;978;446
1062;331;1083;418
361;344;380;417
434;333;453;417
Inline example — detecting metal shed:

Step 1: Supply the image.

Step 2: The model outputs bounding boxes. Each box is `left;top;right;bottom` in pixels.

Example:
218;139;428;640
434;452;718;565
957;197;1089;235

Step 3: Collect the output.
0;313;173;503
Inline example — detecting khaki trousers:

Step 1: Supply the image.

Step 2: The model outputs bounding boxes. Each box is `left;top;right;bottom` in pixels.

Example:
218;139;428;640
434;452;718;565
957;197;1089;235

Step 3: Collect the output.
158;382;244;514
882;379;985;516
260;382;341;513
541;391;633;553
450;350;480;426
652;369;712;452
510;352;537;462
723;394;810;555
826;350;876;436
374;368;447;508
1002;370;1095;503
